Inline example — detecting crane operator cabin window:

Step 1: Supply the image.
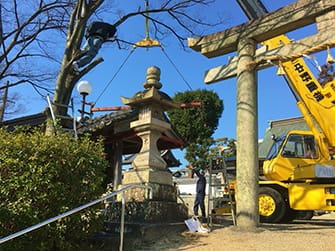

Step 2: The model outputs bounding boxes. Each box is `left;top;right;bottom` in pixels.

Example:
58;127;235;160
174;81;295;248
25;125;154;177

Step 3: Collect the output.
281;134;317;159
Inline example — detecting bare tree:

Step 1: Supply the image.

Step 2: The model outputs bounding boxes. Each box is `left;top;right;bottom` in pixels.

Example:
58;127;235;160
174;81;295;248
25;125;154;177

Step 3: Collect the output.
0;81;25;122
1;0;223;125
0;81;8;122
50;0;222;125
0;0;73;117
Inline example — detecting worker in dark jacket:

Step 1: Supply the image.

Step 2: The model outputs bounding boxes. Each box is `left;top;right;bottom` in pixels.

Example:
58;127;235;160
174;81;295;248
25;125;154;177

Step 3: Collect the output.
193;168;206;218
73;21;116;71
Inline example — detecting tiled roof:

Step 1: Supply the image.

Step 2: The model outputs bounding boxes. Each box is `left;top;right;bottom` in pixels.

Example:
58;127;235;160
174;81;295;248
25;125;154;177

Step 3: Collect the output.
1;108;184;167
0;112;47;130
77;109;138;134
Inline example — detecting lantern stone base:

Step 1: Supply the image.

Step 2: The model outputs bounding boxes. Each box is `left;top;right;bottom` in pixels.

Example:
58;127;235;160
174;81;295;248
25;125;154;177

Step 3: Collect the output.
109;169;188;232
104;199;188;241
98;221;187;250
118;182;178;202
105;200;188;225
119;167;177;202
122;167;173;187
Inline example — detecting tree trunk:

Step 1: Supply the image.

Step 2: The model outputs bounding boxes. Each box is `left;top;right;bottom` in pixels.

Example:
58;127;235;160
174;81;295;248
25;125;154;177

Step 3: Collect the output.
0;81;8;122
45;0;104;135
113;141;123;190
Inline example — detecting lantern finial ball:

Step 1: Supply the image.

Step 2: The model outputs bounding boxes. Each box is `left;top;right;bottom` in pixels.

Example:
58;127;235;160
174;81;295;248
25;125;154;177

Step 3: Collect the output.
77;80;92;95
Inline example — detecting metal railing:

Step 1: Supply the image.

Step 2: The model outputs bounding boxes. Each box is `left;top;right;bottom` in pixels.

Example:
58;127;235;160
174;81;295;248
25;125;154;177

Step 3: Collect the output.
0;184;152;251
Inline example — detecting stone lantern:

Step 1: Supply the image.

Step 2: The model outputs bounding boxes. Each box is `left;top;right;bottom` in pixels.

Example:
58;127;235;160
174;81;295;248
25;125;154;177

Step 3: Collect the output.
107;66;188;225
120;66;181;202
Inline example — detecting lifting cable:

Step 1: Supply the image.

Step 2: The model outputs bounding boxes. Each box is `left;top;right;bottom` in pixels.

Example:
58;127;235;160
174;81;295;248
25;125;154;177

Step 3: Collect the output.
94;47;135;105
94;0;193;106
160;46;193;91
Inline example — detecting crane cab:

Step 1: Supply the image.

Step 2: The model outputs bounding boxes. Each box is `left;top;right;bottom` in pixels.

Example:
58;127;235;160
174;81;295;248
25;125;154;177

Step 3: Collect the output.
263;130;335;181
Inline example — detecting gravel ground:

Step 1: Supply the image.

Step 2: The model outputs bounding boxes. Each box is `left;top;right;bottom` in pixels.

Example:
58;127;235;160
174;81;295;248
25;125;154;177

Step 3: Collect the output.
138;212;335;251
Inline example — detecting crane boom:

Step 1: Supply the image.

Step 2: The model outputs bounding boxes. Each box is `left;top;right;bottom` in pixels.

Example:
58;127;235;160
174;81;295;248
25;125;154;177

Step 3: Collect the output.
236;0;335;148
209;0;335;224
236;0;268;19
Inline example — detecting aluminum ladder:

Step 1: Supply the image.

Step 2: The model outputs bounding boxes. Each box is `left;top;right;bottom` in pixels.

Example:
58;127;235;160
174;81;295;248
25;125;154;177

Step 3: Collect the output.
207;156;236;226
46;94;77;137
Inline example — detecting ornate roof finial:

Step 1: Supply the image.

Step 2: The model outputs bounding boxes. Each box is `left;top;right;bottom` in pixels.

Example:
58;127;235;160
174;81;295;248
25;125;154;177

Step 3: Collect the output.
143;66;162;89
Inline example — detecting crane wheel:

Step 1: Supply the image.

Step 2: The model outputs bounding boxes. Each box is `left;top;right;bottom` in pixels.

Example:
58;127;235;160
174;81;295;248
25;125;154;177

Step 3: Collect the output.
259;187;286;223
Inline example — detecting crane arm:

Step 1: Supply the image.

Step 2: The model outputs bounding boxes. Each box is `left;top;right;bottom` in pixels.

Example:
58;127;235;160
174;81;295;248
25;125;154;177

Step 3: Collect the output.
236;0;268;19
236;0;335;148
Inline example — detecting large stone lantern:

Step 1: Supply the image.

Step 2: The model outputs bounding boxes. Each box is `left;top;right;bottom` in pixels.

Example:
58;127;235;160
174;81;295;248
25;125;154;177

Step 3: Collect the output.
106;66;188;226
120;66;180;202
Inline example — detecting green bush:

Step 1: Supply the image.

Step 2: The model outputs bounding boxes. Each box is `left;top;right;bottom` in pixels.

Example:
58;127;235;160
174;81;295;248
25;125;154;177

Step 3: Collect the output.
0;127;109;250
167;89;223;167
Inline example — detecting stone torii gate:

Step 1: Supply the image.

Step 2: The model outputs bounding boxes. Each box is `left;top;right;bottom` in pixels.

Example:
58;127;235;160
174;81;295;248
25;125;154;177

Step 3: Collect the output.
188;0;335;228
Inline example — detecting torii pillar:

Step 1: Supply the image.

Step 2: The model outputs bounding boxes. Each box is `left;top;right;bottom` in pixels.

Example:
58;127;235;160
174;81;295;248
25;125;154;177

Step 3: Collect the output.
236;38;259;227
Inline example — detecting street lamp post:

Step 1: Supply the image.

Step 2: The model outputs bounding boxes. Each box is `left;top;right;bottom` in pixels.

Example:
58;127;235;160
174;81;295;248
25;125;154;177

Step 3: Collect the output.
76;80;92;121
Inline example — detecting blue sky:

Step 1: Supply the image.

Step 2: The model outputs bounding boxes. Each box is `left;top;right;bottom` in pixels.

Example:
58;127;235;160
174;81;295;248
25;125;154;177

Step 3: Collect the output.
11;0;332;168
